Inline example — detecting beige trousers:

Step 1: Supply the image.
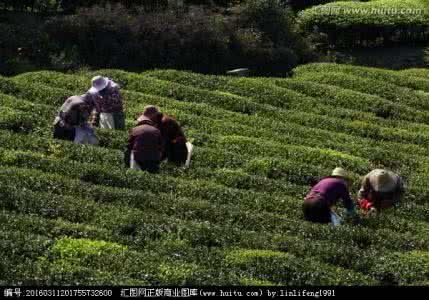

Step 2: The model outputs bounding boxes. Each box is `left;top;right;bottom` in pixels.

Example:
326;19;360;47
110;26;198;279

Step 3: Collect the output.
99;112;115;129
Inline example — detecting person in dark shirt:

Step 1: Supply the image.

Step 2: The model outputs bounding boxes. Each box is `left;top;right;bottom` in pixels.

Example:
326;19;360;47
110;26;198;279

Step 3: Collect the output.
126;105;163;173
160;115;188;164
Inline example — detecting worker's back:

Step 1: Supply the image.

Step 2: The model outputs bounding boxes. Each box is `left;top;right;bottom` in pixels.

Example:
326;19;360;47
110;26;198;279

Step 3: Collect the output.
161;115;188;164
129;117;163;163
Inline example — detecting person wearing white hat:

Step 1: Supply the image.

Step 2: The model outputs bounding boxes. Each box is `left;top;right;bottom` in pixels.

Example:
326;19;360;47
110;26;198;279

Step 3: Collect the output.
358;169;404;213
88;75;125;130
303;167;359;226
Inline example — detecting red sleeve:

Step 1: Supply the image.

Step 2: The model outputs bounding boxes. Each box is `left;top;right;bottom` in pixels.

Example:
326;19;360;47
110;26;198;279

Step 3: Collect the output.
359;199;373;210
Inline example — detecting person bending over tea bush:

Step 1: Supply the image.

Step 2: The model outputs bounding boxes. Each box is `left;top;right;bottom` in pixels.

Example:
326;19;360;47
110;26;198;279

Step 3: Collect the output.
87;76;125;130
125;105;163;173
303;167;360;226
358;169;405;215
160;115;189;165
53;94;98;145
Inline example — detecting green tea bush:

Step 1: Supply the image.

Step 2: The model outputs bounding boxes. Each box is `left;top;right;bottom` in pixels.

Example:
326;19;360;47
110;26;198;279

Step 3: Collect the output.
288;0;353;12
292;71;429;123
370;251;429;285
224;249;377;285
272;234;382;273
400;68;429;80
33;237;160;285
272;76;429;117
0;230;53;285
0;76;70;107
298;0;429;46
145;69;429;147
293;63;429;93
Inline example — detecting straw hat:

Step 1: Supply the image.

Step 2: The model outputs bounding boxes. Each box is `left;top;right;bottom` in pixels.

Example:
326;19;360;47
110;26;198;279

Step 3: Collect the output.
369;169;397;193
89;76;109;94
331;167;348;179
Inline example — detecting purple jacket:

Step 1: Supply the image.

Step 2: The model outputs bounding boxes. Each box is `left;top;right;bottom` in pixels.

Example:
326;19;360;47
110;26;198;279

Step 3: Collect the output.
305;177;355;212
89;81;123;113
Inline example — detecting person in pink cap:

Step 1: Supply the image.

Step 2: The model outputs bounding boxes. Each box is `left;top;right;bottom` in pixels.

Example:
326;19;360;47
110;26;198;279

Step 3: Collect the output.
125;105;163;173
88;75;125;130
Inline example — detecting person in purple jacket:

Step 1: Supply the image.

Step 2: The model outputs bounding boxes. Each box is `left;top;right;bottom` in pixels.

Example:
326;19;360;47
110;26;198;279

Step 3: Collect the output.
303;167;359;225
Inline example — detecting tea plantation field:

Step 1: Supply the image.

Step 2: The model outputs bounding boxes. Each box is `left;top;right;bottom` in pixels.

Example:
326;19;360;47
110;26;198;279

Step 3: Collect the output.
1;63;429;285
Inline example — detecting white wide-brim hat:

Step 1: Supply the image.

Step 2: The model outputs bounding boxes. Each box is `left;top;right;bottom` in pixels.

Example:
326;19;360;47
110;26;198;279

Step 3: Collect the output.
369;169;397;193
89;76;109;94
331;167;349;179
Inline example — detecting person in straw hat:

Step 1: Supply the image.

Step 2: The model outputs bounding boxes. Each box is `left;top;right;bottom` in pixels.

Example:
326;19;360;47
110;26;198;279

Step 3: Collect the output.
88;75;125;130
303;167;359;225
358;169;404;213
125;105;163;173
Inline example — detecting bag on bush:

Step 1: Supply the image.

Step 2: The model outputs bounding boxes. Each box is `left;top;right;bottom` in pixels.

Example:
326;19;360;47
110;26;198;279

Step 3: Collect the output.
130;152;141;171
185;142;194;168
